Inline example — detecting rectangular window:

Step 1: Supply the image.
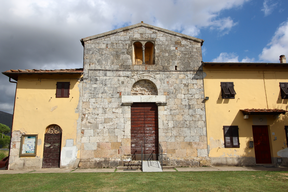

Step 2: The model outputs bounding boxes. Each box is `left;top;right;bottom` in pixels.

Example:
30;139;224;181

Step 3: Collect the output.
221;82;236;99
285;126;288;147
19;135;38;157
223;126;239;148
280;83;288;99
56;82;70;98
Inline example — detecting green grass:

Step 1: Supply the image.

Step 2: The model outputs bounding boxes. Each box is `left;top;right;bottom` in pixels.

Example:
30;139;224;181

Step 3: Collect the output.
0;171;288;191
0;149;8;160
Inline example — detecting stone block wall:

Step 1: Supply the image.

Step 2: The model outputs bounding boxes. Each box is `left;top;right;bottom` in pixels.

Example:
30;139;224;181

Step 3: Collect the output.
83;26;202;74
78;70;209;167
78;25;209;168
9;131;42;170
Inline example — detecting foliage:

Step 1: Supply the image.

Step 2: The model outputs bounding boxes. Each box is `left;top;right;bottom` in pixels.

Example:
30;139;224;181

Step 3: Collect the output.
0;123;10;134
0;171;288;191
0;134;10;148
0;123;10;148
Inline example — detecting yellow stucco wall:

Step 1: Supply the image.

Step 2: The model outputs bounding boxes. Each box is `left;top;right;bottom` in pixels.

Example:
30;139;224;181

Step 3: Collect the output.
203;66;288;164
10;74;81;168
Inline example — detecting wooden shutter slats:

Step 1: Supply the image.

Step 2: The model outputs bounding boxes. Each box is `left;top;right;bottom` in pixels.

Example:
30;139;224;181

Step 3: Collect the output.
221;82;236;99
280;83;288;99
56;82;70;98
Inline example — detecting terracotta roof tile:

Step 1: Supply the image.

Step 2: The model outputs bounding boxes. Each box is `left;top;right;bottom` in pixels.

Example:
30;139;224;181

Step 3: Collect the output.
3;68;83;74
2;68;83;81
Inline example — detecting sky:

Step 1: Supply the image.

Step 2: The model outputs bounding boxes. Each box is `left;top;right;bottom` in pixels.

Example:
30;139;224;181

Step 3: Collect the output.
1;0;288;114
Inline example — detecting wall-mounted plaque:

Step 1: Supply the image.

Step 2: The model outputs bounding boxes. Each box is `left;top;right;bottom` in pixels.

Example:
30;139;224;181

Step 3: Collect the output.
19;135;38;157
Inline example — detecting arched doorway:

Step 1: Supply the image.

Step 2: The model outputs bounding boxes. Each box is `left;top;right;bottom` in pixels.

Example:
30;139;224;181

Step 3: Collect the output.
42;125;62;168
131;80;159;160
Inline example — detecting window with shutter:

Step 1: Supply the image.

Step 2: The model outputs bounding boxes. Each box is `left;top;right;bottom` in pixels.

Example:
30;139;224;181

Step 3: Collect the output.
221;82;236;99
280;83;288;99
56;82;70;98
223;126;239;148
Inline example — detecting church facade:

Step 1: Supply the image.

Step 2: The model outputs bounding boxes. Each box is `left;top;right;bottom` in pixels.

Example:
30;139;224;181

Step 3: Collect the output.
3;23;288;170
4;23;209;169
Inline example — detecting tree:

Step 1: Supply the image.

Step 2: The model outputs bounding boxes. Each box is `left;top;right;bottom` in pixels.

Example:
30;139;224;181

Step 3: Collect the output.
0;124;10;148
0;123;10;138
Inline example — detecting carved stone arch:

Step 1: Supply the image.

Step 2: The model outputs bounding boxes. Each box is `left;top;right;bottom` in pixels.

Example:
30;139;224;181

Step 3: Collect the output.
131;79;158;95
45;124;62;134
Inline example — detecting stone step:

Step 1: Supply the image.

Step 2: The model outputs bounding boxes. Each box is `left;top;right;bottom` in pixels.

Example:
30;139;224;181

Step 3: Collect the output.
162;166;175;169
142;161;163;172
117;166;141;170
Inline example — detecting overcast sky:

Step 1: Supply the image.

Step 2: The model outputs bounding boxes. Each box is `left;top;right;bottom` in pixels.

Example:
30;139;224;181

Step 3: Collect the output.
1;0;288;114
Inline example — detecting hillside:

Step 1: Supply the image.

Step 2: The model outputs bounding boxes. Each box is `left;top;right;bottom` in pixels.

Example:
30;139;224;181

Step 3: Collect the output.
0;111;12;129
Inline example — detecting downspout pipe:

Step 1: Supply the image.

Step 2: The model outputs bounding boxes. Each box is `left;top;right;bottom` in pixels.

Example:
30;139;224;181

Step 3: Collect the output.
9;77;17;84
7;77;17;169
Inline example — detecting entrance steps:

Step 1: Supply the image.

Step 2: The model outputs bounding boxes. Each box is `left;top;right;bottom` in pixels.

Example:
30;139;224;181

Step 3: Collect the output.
142;161;162;172
117;161;141;170
117;160;174;172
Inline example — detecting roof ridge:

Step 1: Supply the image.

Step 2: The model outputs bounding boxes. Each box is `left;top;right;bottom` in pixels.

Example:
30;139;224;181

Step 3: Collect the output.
80;22;204;45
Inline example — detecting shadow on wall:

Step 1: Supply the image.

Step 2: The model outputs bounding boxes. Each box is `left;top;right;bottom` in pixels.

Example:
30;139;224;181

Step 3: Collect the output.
211;111;257;166
192;66;204;80
221;110;288;166
16;75;79;90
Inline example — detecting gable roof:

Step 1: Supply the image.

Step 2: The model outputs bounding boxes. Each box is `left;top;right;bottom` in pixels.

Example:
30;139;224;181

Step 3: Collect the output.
2;68;83;81
81;22;204;46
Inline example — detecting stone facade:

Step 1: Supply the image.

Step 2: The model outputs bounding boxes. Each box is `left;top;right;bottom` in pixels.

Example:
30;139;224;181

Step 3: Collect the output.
78;23;209;168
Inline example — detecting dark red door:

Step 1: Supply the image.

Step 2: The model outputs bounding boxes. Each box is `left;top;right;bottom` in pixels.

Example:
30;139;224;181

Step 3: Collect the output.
131;103;158;160
42;134;62;168
252;126;272;164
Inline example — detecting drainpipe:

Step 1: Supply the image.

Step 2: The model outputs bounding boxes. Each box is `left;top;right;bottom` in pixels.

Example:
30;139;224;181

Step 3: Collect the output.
7;77;17;170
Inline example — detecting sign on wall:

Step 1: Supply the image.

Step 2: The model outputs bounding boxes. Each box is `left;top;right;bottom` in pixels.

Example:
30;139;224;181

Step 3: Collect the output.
19;135;38;157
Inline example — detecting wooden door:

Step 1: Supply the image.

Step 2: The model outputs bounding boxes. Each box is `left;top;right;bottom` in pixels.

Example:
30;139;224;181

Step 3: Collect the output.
42;125;62;168
131;103;158;160
252;126;272;164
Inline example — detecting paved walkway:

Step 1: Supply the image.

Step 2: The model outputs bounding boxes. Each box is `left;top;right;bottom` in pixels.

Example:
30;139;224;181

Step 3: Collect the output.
0;166;288;174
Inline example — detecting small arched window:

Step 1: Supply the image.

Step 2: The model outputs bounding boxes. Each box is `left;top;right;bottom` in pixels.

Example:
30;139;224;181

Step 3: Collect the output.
145;42;154;65
133;42;143;64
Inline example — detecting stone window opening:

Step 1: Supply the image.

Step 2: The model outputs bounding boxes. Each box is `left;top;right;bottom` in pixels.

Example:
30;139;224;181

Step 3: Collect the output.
133;41;155;65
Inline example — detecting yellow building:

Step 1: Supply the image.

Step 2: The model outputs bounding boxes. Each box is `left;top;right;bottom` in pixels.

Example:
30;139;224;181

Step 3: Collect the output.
203;58;288;166
2;69;82;170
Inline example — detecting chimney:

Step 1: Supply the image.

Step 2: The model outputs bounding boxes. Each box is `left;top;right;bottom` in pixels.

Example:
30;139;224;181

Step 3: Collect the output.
280;55;286;63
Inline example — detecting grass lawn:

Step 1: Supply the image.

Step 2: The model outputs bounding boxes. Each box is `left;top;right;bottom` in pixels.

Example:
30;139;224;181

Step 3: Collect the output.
0;149;9;159
0;171;287;191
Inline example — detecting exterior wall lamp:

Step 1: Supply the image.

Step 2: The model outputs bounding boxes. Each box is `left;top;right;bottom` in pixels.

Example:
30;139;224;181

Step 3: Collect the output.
244;115;249;120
